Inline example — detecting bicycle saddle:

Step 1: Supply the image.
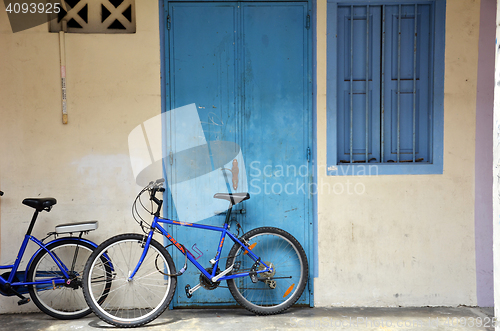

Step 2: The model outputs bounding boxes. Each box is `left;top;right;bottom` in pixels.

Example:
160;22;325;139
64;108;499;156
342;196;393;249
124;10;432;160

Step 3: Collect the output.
213;193;250;205
22;198;57;211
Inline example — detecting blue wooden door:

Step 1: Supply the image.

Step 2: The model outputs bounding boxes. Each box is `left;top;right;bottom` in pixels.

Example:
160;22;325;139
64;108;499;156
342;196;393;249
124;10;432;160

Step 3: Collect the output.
164;1;312;307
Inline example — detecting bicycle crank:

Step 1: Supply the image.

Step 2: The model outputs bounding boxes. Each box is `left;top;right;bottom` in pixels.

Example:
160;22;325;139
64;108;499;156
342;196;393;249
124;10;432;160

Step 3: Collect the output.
185;283;202;299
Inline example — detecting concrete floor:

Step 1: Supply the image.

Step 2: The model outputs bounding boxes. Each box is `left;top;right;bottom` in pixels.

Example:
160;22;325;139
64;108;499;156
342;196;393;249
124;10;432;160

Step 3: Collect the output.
0;307;494;331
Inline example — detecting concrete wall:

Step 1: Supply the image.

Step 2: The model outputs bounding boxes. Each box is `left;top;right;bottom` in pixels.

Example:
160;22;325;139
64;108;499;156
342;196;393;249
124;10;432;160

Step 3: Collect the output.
315;0;480;306
0;0;161;313
0;0;483;313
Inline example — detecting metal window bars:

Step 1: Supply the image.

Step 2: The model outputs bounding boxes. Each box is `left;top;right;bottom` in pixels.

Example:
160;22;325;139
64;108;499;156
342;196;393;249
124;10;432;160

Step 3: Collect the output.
341;4;423;165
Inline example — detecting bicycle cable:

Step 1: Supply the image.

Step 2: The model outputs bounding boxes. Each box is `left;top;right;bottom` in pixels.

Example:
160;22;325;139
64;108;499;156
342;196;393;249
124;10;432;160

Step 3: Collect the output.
131;183;166;235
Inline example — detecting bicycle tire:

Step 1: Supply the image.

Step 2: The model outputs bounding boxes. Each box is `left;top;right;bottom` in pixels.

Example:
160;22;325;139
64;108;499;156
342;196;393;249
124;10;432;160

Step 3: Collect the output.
226;227;308;315
82;233;177;328
27;238;109;319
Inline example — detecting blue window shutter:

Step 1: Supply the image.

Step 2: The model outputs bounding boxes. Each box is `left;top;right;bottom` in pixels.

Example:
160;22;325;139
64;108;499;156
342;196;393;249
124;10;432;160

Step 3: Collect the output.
382;4;431;163
326;0;445;175
336;5;381;163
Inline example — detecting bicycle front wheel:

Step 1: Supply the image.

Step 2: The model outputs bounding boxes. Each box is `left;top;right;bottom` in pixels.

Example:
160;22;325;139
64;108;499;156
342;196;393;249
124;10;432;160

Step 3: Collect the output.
83;233;177;328
226;227;308;315
27;238;102;319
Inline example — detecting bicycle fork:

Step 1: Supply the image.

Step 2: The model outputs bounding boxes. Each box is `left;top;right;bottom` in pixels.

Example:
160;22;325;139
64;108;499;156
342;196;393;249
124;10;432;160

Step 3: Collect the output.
128;232;155;281
128;231;189;282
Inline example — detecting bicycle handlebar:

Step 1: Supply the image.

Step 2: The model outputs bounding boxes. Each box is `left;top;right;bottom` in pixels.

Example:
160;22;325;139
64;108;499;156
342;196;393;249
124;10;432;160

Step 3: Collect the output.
148;178;165;188
132;179;166;231
147;179;165;216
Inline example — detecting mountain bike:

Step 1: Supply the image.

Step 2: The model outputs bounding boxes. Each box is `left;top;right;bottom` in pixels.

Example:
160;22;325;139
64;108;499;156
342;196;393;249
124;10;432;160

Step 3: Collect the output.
0;190;111;319
82;177;308;327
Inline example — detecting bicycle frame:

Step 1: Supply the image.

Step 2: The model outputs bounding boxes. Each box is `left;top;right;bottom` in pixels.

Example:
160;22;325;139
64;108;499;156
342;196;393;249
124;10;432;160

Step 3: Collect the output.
130;215;271;281
0;234;97;289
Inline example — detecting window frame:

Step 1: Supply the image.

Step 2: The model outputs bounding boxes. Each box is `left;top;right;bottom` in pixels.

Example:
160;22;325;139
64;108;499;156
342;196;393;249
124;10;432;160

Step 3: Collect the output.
326;0;445;176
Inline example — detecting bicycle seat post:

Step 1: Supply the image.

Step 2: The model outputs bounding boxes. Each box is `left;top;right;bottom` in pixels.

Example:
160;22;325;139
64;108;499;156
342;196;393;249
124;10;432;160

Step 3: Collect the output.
21;197;56;235
224;203;233;225
26;210;40;236
221;168;234;226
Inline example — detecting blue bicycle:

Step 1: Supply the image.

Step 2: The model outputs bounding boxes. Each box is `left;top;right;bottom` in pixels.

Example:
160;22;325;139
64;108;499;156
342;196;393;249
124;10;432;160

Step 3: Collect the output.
82;178;308;327
0;190;111;319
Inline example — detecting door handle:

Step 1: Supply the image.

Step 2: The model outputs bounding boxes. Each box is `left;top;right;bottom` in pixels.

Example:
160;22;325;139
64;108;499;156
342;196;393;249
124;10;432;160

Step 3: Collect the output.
232;159;239;190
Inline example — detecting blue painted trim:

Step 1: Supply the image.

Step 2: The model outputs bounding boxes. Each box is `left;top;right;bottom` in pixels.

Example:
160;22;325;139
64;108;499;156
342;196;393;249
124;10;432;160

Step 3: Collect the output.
291;0;316;307
432;0;445;173
158;4;174;309
159;1;177;310
311;0;318;282
327;162;442;176
305;0;316;308
326;2;338;173
159;0;169;217
326;0;445;176
329;0;435;3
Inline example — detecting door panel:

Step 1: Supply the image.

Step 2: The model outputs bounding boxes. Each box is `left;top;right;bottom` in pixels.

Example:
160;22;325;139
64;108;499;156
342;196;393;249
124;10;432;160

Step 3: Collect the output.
241;2;308;232
168;2;240;306
165;1;311;307
240;2;310;306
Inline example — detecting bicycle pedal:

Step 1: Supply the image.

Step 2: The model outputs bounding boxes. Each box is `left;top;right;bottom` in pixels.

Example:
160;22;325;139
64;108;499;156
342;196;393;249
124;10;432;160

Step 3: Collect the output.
17;297;30;306
185;285;192;299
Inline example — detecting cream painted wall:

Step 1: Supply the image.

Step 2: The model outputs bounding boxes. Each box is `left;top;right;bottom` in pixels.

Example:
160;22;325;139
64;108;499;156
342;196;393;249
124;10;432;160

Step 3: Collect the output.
0;1;161;313
315;0;480;306
0;0;481;313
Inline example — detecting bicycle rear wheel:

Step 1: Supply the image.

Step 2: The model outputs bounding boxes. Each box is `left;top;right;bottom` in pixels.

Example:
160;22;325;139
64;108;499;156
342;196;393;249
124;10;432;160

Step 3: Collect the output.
226;227;308;315
83;233;177;328
27;238;108;319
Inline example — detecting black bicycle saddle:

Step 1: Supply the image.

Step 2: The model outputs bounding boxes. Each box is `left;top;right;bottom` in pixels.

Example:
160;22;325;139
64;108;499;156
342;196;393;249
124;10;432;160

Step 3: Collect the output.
22;198;57;211
213;193;250;205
